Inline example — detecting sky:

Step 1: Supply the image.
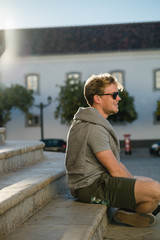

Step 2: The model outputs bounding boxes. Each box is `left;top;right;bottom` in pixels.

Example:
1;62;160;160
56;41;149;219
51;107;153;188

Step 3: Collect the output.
0;0;160;30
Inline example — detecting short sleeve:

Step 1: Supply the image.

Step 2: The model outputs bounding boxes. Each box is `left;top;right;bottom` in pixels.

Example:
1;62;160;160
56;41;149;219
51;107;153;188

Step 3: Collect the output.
88;124;110;153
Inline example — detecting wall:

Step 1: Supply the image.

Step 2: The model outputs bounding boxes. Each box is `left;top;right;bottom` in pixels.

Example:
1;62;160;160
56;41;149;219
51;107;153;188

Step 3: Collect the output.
0;49;160;141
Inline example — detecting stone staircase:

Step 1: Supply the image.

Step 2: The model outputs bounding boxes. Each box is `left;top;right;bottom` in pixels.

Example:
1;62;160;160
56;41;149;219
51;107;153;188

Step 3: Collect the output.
0;130;109;240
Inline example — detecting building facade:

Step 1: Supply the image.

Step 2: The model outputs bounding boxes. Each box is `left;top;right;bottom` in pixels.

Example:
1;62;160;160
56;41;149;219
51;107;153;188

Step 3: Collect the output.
0;22;160;145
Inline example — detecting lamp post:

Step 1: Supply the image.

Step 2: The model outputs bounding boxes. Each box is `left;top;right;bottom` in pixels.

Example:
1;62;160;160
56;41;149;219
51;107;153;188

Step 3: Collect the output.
34;96;52;139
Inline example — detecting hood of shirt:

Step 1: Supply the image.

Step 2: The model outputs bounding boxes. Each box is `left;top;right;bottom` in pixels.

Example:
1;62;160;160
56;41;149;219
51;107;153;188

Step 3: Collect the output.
73;107;118;140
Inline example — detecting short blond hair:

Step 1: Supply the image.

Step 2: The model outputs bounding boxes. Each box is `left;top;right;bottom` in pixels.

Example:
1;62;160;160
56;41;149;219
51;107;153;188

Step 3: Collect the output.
84;73;123;106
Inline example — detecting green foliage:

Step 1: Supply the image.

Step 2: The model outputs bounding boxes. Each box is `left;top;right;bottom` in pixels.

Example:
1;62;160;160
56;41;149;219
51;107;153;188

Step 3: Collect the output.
0;84;34;127
55;79;138;125
54;78;88;124
108;90;138;123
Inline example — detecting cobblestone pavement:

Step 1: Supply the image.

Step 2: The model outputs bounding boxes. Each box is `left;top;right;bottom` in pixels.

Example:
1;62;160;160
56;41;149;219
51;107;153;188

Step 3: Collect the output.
104;149;160;240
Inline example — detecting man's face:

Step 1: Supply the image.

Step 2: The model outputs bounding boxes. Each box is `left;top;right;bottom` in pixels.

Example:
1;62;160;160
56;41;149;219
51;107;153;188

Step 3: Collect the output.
99;83;121;118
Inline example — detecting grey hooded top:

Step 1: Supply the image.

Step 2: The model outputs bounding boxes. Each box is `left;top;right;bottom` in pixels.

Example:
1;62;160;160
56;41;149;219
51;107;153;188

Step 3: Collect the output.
65;107;120;197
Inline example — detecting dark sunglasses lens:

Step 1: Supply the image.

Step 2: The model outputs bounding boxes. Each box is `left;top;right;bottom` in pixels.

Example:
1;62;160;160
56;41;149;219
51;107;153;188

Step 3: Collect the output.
113;92;119;99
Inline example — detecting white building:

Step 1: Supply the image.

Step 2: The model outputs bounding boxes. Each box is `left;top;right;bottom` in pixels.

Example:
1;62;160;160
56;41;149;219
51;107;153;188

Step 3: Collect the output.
0;22;160;146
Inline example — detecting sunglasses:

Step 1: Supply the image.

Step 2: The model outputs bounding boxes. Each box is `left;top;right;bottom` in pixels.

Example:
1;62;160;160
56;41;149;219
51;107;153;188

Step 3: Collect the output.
99;91;119;100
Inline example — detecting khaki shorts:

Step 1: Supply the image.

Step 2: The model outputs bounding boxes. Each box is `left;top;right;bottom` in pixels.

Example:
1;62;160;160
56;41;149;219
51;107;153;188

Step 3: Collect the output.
76;173;137;210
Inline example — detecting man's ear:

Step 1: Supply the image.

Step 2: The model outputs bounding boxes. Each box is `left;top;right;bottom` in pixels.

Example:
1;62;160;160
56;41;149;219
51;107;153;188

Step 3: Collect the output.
93;95;101;104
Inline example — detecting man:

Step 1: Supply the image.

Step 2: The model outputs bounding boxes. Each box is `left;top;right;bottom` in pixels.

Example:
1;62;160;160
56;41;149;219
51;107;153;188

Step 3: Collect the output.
65;73;160;227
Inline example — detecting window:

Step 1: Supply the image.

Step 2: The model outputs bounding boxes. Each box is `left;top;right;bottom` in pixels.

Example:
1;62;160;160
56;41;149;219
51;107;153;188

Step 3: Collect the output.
110;71;124;87
154;69;160;90
25;114;40;127
0;31;5;56
67;72;81;84
25;74;40;94
154;113;160;124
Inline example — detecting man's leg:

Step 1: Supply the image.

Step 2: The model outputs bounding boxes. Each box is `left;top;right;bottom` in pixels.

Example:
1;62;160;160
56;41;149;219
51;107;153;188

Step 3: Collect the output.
114;179;160;227
134;179;160;213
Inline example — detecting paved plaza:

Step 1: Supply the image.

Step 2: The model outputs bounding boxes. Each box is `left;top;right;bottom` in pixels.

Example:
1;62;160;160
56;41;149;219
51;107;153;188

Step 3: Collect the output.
104;148;160;240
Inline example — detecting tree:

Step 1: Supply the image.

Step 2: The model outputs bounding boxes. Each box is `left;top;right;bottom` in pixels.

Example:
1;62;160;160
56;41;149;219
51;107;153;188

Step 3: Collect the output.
55;79;138;125
54;78;88;124
155;100;160;121
108;90;138;123
0;84;34;127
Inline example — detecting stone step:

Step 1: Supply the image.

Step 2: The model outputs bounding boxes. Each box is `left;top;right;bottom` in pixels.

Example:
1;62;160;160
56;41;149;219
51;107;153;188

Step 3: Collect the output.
0;151;67;238
0;140;45;174
3;195;108;240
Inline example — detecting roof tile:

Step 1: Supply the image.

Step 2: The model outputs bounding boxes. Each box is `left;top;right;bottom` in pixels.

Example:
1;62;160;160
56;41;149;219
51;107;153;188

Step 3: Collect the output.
1;22;160;56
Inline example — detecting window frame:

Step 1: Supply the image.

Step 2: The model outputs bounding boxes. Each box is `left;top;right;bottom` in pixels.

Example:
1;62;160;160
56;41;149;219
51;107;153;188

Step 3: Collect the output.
25;114;40;127
66;72;81;84
153;69;160;91
25;73;40;95
110;70;125;88
153;112;160;125
0;31;5;56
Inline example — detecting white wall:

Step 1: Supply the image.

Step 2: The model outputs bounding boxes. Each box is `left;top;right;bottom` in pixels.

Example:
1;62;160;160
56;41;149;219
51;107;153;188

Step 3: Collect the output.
0;50;160;141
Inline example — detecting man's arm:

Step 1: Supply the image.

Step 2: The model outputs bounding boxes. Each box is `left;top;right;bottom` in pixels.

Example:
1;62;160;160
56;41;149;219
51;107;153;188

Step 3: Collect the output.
120;162;133;178
95;149;133;178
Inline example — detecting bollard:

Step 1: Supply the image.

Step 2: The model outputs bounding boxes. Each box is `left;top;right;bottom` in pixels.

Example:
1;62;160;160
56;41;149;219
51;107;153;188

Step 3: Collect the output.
0;128;5;145
124;134;132;155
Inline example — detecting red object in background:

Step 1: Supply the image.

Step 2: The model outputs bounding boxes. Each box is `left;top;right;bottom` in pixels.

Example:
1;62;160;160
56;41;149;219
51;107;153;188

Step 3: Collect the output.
124;134;132;155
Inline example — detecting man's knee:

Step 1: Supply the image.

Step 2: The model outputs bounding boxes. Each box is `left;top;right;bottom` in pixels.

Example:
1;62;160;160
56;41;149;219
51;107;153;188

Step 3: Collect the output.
151;181;160;200
135;180;160;203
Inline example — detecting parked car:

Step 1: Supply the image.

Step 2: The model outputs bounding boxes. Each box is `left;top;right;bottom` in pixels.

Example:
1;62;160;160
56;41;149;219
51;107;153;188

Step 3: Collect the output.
40;138;66;153
150;142;160;156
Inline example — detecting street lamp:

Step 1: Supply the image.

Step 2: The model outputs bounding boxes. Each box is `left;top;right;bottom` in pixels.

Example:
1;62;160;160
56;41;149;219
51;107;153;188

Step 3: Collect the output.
34;96;52;139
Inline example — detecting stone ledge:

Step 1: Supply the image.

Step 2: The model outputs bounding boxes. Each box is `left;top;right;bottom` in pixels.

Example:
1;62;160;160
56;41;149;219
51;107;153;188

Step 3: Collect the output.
0;140;45;160
4;196;108;240
0;170;66;215
0;152;67;237
0;141;45;174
